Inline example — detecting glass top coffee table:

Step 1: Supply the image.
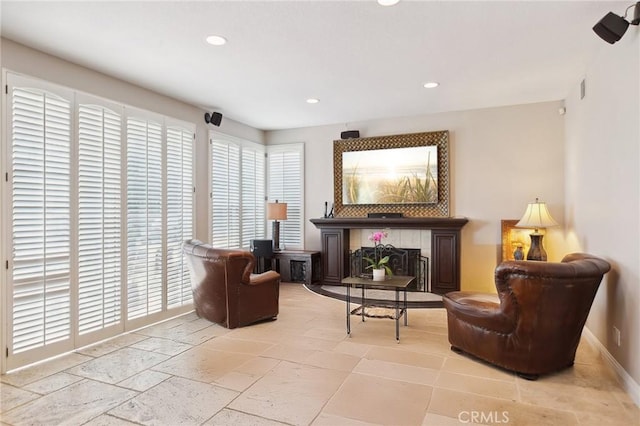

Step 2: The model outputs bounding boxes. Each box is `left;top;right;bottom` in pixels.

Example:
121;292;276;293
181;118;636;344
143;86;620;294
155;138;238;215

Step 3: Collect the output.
340;275;415;342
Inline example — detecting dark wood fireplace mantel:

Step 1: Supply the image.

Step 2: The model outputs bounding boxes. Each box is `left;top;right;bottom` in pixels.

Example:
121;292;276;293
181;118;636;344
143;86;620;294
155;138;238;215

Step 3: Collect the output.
310;217;468;230
310;217;468;295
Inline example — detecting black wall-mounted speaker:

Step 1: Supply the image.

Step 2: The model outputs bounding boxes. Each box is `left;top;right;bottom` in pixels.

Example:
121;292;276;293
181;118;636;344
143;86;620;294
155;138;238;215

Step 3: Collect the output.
205;111;223;127
341;130;360;139
593;11;630;44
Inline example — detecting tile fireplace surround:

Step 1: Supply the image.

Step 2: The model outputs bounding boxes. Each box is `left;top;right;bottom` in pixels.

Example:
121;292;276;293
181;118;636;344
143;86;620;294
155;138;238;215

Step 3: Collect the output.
1;283;637;425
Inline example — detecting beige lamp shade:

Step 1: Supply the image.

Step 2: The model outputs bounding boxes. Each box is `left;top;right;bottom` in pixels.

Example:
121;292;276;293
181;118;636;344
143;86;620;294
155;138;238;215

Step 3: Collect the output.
267;201;287;221
516;198;558;232
515;198;558;262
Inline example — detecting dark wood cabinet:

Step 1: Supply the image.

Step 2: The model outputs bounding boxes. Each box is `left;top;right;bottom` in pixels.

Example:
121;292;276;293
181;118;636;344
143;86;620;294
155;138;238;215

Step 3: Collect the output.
431;230;460;294
273;250;321;285
310;217;468;292
320;229;350;285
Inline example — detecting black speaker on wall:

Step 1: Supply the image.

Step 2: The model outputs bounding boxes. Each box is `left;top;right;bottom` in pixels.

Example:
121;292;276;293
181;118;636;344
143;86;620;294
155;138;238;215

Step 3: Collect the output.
205;112;223;127
341;130;360;139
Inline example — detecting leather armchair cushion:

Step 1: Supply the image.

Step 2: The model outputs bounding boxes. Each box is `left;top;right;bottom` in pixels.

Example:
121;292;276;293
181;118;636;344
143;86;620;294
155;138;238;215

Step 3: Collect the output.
444;292;513;334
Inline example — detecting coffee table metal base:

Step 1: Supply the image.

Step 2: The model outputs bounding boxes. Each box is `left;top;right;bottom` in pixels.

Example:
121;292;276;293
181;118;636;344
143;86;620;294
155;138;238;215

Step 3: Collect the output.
341;275;414;342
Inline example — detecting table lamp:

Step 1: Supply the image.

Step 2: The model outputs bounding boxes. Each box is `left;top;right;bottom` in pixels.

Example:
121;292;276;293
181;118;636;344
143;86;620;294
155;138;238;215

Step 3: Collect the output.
515;198;558;261
267;200;287;251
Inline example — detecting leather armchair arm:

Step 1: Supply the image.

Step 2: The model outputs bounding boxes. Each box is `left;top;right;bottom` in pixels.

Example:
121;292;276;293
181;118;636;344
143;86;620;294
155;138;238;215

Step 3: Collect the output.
443;292;514;334
249;270;280;285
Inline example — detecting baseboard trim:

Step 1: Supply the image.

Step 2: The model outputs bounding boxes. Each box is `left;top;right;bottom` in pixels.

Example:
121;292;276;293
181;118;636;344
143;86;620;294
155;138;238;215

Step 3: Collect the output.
583;326;639;407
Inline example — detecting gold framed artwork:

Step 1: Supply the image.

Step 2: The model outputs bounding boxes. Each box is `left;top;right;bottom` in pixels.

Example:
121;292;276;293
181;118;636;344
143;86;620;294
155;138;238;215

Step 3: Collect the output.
333;130;450;217
500;219;531;262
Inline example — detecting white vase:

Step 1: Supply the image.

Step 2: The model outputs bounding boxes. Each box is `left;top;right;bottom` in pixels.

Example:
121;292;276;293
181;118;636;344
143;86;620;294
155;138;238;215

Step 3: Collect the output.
372;268;385;281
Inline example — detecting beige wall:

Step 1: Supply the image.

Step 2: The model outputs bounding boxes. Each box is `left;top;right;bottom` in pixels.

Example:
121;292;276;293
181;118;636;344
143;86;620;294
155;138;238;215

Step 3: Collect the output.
266;101;566;294
564;33;639;394
0;38;264;242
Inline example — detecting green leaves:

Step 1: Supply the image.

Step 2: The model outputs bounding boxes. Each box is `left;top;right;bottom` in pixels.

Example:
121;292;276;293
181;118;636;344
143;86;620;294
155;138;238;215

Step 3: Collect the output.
363;255;393;275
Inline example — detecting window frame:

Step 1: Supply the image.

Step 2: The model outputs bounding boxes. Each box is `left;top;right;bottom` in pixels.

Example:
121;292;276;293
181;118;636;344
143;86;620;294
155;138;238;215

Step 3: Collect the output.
1;72;196;372
209;131;267;249
267;143;305;251
208;135;305;252
75;92;126;348
3;74;76;369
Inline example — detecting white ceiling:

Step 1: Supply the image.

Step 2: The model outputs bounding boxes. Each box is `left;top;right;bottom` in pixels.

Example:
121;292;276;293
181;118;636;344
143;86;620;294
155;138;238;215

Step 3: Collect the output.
0;1;624;130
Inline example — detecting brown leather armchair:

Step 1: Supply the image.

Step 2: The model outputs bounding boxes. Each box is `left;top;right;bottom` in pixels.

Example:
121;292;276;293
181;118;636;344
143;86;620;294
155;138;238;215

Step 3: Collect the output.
183;239;280;329
443;253;610;379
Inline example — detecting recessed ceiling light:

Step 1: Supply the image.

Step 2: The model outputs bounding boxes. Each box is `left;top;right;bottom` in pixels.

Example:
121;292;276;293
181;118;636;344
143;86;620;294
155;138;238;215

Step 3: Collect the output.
378;0;400;6
206;35;227;46
306;98;319;104
423;82;439;89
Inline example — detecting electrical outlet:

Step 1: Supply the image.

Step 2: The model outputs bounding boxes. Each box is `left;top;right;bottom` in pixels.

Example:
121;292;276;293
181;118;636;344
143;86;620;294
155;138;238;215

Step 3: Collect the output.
613;326;621;346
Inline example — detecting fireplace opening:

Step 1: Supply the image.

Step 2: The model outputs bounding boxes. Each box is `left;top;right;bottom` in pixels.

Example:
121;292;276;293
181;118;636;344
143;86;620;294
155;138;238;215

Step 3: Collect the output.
349;245;429;292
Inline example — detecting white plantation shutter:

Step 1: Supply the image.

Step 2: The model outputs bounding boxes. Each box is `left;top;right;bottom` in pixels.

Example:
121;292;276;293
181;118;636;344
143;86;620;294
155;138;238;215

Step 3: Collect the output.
77;103;122;334
166;126;194;308
211;139;241;248
211;136;266;249
241;145;266;247
10;85;72;355
267;144;304;249
4;74;197;370
126;116;163;320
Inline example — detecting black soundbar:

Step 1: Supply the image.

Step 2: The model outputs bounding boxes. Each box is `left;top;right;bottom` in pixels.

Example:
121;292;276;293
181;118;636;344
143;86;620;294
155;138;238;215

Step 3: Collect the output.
367;212;403;218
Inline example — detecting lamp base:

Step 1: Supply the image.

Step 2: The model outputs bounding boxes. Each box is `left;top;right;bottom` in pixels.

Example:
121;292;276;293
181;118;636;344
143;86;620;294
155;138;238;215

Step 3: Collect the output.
526;233;547;261
272;221;281;251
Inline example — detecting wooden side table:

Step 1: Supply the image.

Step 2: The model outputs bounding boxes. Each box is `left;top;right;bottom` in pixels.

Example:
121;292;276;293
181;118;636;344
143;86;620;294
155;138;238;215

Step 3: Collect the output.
273;250;321;285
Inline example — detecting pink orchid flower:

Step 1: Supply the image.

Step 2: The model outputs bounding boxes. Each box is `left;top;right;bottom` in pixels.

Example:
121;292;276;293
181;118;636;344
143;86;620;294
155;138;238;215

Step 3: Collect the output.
368;231;387;244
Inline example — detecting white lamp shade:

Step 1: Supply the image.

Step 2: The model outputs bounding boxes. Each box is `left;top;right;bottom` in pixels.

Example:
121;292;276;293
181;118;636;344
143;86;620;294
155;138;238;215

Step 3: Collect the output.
516;199;558;230
267;202;287;221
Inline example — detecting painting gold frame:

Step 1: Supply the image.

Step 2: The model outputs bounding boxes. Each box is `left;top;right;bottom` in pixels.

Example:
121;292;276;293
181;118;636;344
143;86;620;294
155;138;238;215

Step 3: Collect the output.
333;130;450;217
500;219;531;263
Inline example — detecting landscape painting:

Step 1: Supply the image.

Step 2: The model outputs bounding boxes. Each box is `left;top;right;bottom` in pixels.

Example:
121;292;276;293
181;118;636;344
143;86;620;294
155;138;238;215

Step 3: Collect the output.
342;145;438;205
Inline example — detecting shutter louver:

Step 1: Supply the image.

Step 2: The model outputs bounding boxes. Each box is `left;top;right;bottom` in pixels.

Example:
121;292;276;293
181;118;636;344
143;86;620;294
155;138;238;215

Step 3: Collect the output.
127;117;163;320
11;87;71;353
78;104;122;334
211;137;266;249
268;147;303;249
211;140;241;248
242;146;266;248
166;127;193;308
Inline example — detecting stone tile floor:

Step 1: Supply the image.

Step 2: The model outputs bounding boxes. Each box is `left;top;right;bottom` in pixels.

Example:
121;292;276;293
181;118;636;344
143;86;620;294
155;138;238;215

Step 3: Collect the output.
1;283;638;425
